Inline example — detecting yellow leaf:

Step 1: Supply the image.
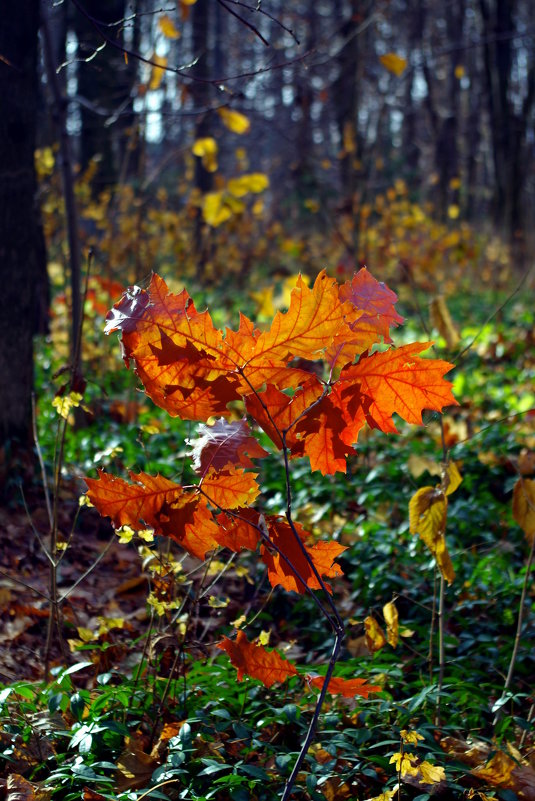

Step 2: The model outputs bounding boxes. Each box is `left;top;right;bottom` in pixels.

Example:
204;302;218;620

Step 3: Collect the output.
192;137;219;172
258;630;271;645
409;487;455;584
401;729;424;745
512;478;535;543
202;192;232;226
52;392;83;419
383;601;399;648
231;614;246;628
251;286;276;318
418;760;446;784
364;788;399;801
227;172;269;197
218;107;251;134
208;595;229;608
454;64;465;79
448;204;460;219
443;461;462;496
117;525;135;544
158;14;180;38
77;627;95;643
380;53;408;76
450;176;461;189
149;54;167;90
389;751;419;776
364;615;387;652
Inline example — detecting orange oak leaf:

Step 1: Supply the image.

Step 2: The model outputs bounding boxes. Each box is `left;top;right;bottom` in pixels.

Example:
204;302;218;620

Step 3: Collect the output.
217;630;298;687
326;267;404;369
108;274;317;419
339;342;457;433
307;674;381;698
188;418;268;476
201;465;260;510
85;470;183;529
245;378;324;452
215;509;261;552
158;494;220;560
261;518;346;593
253;271;352;363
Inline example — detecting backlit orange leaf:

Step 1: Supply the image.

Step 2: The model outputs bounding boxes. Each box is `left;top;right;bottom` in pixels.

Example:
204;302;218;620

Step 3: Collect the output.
245;378;324;452
217;630;298;687
201;466;260;510
307;674;381;698
339;342;457;433
85;470;183;530
159;494;220;560
215;509;261;552
261;518;346;593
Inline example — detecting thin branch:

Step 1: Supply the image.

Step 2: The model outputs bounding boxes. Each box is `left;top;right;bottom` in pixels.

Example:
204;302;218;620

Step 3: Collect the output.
216;0;270;47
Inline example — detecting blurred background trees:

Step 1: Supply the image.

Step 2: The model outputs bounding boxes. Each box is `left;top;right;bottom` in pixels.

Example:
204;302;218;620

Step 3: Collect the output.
37;0;534;247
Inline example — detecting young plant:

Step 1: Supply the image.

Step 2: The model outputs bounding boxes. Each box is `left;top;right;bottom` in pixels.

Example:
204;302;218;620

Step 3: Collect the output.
86;267;457;798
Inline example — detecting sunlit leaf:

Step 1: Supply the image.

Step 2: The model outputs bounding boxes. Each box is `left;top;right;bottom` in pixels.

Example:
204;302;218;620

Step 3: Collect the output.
380;52;408;76
218;107;251;134
158;14;180;38
217;630;298;687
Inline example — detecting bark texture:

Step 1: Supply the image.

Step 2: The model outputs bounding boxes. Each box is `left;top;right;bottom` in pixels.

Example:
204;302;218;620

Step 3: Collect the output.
0;1;48;461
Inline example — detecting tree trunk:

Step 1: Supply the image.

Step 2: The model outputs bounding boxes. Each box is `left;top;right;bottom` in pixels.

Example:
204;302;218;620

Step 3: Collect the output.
0;0;48;480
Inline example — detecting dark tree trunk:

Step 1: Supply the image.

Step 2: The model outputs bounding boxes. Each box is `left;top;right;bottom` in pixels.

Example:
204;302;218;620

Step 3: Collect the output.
0;0;48;476
73;0;131;189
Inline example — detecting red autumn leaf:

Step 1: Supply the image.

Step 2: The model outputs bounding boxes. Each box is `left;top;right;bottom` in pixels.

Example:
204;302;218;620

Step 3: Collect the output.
188;418;268;475
339;342;457;433
201;465;260;510
307;674;381;698
217;630;298;687
215;509;261;552
85;470;183;529
261;518;346;593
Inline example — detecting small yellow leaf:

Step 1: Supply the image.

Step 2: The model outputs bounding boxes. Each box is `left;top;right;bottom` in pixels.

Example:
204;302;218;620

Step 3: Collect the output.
227;172;269;197
117;525;135;544
218;107;251;134
258;630;271;646
138;528;155;542
409;487;455;584
202;191;232;227
380;53;408;76
389;752;419;777
251;286;275;318
232;614;246;628
149;54;167;91
383;601;399;648
208;595;230;608
192;137;219;172
364;615;387;653
443;461;462;496
512;478;535;543
401;729;424;745
418;760;446;784
454;64;465;79
159;14;180;38
52;392;83;419
448;204;460;219
79;494;94;508
77;627;95;643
